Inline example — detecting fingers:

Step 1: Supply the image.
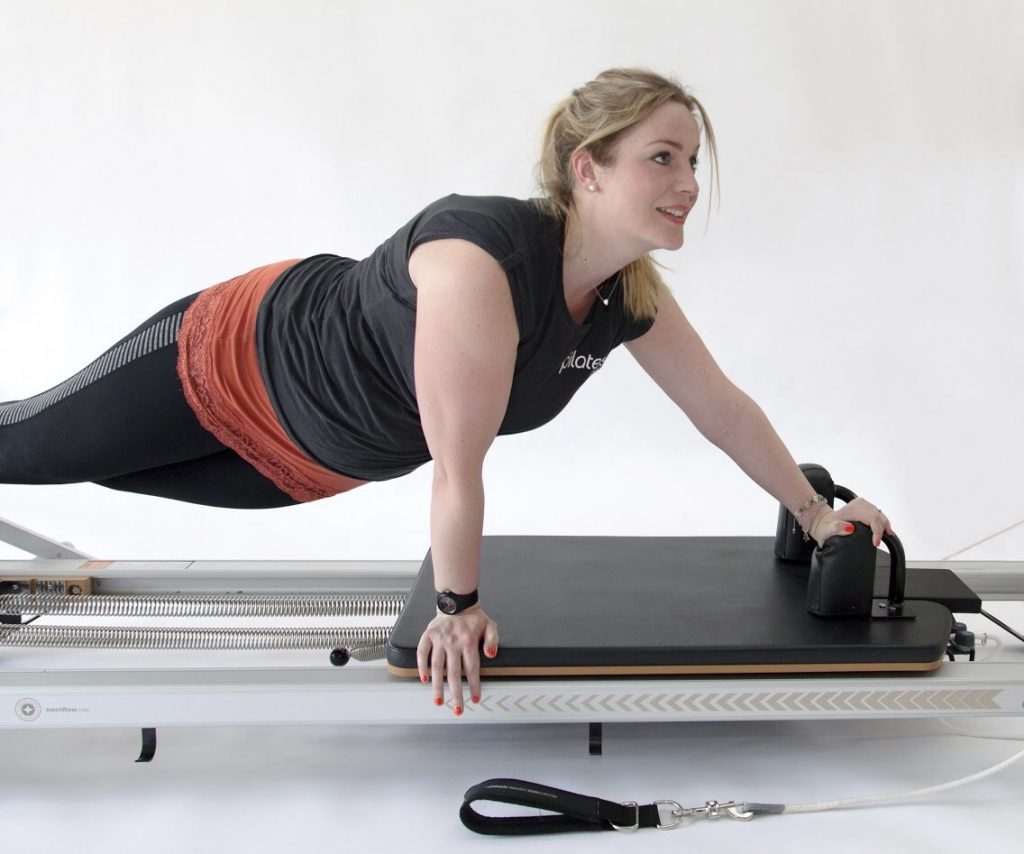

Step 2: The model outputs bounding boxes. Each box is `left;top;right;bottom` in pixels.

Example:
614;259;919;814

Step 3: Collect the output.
871;511;891;548
418;614;495;715
416;633;431;685
483;621;500;661
447;649;465;715
466;621;500;706
835;498;893;547
431;645;446;707
417;632;447;708
464;646;481;710
857;498;890;547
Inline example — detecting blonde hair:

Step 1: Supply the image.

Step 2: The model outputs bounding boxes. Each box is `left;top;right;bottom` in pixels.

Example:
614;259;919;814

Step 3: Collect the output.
533;68;719;321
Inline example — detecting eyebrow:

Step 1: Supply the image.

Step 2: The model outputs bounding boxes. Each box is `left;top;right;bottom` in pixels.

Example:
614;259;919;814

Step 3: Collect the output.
647;139;700;153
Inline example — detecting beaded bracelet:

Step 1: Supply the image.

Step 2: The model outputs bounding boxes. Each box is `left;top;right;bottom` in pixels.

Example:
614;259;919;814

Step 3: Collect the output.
795;494;827;541
795;493;825;520
806;504;832;543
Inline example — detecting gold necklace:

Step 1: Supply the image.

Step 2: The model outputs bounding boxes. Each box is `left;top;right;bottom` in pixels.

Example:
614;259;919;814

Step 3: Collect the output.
594;277;619;308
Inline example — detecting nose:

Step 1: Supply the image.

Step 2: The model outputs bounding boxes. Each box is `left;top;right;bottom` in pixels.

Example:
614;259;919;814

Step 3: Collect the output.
675;169;699;203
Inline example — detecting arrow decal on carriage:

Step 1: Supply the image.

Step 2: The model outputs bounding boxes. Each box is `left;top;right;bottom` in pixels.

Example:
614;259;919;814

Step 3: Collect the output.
462;688;1003;715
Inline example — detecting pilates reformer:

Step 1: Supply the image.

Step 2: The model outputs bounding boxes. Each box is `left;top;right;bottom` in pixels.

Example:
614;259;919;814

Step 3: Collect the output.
2;469;1023;765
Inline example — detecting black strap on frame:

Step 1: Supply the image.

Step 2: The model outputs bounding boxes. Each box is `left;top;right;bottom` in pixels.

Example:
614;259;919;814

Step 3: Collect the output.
459;778;662;835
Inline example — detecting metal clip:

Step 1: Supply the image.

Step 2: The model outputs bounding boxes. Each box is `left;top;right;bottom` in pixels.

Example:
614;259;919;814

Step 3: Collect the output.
683;800;754;822
653;799;755;830
617;799;755;832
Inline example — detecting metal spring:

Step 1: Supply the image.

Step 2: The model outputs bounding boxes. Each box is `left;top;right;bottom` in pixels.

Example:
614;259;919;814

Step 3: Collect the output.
0;593;406;619
347;645;388;662
0;624;391;652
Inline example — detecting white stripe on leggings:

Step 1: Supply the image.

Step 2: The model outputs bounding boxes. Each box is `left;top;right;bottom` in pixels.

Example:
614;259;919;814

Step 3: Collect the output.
0;313;186;427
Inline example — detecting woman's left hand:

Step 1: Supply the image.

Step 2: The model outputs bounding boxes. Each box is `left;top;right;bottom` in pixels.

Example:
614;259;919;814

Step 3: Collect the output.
811;496;894;548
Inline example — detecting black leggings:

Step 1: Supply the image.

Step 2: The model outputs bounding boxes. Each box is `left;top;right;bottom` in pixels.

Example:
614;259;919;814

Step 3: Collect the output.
0;294;298;509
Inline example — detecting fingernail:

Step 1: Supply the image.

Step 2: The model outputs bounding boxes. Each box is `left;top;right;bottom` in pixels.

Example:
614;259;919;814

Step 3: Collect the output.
433;697;443;706
472;695;480;704
486;647;497;657
420;674;428;683
844;524;855;533
454;706;463;716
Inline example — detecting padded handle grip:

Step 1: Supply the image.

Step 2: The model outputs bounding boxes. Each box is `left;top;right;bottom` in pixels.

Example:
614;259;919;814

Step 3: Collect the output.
806;525;907;617
806;524;875;616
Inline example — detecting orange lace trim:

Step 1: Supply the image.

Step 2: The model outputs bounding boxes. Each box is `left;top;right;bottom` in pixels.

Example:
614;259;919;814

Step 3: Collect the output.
176;260;366;503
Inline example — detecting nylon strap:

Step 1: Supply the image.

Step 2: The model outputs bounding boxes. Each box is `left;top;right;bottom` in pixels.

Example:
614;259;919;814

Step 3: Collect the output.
460;778;662;835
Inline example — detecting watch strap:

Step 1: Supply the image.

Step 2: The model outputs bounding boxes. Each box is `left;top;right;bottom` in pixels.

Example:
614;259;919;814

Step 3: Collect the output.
436;589;479;614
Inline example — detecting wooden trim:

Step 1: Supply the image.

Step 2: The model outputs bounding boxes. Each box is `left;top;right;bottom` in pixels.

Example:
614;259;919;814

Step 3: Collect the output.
387;657;945;678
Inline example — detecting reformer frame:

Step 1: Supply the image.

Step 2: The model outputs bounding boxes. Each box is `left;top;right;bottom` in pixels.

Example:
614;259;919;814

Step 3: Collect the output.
2;517;1024;740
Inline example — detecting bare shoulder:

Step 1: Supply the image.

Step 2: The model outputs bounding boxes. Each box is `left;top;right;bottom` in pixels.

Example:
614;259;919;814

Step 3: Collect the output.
409;238;518;342
408;239;507;292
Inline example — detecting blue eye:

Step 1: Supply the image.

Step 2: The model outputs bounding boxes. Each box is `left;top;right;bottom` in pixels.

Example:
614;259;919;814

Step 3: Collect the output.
690;157;699;171
653;151;671;165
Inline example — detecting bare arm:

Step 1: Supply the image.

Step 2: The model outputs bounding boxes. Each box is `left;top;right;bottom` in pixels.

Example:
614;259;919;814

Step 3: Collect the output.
627;286;893;545
409;238;517;711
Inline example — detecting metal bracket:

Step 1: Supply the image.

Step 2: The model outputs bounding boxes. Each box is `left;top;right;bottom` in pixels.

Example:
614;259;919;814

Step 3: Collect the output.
872;599;916;620
136;727;157;762
0;516;92;560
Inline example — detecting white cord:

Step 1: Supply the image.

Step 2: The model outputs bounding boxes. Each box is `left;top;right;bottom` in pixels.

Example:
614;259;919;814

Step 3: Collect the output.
775;741;1024;814
971;633;1002;662
940;516;1024;560
771;633;1017;816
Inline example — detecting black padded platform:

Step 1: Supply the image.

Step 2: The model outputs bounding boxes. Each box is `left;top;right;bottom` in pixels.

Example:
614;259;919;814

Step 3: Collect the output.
386;536;963;676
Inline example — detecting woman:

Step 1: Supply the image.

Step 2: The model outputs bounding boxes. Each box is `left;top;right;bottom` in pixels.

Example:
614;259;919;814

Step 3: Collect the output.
0;68;893;715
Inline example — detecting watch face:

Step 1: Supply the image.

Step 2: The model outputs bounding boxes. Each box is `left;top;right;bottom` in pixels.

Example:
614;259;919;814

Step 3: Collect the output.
437;594;456;614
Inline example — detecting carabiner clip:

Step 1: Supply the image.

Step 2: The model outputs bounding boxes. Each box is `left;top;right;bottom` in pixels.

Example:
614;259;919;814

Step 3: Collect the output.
685;800;755;822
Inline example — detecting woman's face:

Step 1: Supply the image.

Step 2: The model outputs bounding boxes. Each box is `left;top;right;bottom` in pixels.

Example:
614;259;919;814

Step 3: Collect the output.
590;100;701;254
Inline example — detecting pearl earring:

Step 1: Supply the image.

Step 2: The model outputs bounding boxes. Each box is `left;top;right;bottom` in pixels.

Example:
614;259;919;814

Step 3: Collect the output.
588;184;597;192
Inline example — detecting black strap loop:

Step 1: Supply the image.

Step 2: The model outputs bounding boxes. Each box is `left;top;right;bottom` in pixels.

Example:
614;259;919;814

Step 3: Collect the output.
460;778;661;835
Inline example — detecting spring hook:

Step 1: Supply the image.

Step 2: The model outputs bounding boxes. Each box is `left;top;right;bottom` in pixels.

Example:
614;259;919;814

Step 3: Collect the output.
682;800;755;822
655;799;755;828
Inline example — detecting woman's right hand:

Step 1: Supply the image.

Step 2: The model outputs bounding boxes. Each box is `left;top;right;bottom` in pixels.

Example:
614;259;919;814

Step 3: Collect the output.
416;606;499;716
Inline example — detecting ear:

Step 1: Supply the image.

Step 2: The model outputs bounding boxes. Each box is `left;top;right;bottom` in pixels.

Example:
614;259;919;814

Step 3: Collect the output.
569;147;600;191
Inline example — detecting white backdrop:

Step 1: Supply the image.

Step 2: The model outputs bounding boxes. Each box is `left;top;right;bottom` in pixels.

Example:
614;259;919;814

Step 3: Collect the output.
1;0;1021;563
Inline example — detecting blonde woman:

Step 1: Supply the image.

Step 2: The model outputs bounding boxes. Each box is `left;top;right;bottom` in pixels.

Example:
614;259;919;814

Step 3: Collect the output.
0;68;893;714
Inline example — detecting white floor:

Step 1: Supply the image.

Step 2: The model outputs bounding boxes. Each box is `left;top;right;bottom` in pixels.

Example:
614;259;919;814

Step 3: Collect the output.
2;716;1023;852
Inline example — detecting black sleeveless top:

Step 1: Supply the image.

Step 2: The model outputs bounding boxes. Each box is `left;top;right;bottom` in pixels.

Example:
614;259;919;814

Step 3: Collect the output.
255;194;655;481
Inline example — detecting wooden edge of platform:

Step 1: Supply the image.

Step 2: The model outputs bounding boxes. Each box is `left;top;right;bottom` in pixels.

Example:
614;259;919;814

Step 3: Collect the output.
386;658;946;678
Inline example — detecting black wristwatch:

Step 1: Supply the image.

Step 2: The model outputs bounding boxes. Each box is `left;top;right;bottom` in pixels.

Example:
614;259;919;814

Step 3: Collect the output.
436;589;479;615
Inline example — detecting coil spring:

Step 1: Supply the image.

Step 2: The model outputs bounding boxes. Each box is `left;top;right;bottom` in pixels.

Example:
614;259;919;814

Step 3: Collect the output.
346;645;387;662
0;623;391;652
0;593;406;619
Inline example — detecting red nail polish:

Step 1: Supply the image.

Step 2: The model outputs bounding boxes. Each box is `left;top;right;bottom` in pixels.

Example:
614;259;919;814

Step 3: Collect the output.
434;697;443;706
486;647;497;657
454;706;463;716
844;524;855;533
420;674;428;683
472;695;480;704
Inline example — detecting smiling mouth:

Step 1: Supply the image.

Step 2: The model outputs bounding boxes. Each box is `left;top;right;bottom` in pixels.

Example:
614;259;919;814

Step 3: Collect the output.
657;206;688;223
